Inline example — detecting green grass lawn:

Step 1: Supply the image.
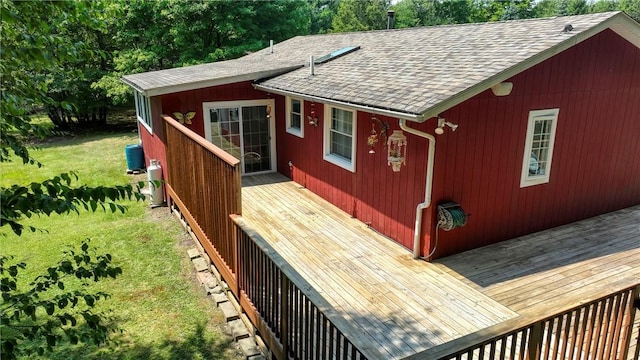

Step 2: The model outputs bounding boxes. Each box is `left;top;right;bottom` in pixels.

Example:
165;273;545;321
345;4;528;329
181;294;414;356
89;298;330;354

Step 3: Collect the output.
1;126;242;359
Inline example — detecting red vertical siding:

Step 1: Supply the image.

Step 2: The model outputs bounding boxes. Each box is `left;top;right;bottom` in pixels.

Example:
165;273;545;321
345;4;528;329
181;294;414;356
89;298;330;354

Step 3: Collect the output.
141;30;639;260
275;103;429;250
160;82;267;138
140;96;167;176
428;29;640;258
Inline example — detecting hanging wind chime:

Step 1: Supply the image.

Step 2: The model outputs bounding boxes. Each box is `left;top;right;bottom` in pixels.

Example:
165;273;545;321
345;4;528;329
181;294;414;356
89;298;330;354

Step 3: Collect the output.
367;115;389;153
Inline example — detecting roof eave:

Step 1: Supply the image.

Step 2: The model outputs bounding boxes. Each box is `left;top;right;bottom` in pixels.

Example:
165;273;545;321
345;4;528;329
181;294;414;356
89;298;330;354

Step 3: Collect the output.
416;12;640;122
253;84;423;121
122;66;304;97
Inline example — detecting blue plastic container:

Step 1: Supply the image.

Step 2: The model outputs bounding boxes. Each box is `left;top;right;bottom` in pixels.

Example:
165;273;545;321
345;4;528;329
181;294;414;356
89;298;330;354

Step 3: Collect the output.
125;144;145;170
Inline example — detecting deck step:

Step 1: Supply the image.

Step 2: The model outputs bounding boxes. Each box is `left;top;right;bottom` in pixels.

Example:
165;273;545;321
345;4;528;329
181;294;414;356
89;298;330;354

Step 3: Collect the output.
212;292;228;306
192;257;208;272
219;301;239;322
237;338;261;359
228;319;250;340
196;271;215;290
187;248;200;259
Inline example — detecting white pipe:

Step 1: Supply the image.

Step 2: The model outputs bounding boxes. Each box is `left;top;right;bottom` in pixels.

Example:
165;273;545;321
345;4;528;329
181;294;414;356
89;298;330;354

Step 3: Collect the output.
399;119;436;259
310;55;314;75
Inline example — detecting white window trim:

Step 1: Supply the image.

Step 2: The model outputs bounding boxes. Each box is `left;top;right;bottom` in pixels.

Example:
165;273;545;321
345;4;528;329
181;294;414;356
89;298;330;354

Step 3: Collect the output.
520;108;559;188
135;91;152;133
285;96;304;138
323;105;357;172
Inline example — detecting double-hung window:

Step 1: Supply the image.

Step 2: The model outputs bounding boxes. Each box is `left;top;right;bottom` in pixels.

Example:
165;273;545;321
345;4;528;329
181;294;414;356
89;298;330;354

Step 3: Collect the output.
286;97;303;137
520;108;559;187
324;106;356;172
134;91;152;132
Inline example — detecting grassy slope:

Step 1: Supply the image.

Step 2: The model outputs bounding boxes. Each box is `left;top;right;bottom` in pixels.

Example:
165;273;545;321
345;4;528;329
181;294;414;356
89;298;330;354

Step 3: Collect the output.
1;129;242;359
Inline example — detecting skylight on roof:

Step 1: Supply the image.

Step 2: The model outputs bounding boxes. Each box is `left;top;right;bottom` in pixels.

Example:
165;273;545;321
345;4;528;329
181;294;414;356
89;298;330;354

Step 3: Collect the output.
314;46;360;64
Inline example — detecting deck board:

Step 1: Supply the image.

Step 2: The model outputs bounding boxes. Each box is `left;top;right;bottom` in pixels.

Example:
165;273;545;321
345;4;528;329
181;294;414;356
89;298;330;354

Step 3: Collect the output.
241;172;640;359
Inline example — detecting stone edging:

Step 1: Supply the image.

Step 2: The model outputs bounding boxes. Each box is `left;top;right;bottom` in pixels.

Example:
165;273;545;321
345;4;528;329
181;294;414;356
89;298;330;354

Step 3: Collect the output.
172;206;270;360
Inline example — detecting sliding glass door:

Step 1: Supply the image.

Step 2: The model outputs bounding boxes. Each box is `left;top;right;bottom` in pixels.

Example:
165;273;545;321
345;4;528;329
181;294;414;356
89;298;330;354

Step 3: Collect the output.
203;100;275;174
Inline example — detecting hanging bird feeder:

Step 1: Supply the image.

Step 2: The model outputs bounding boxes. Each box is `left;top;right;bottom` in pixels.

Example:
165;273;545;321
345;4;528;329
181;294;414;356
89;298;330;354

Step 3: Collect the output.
387;130;407;172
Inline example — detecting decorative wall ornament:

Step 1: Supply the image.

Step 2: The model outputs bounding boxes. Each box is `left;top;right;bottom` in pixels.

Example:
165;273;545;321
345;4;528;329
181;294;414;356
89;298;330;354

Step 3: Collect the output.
387;130;407;172
368;115;390;153
172;111;195;125
307;102;318;126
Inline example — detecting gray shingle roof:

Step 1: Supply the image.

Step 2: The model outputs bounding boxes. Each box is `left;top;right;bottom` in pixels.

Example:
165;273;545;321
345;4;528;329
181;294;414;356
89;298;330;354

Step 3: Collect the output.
123;12;640;120
257;11;639;119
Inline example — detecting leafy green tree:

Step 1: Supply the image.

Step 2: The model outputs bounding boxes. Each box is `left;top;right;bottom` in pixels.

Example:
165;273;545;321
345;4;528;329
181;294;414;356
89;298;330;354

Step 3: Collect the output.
564;0;590;15
310;0;340;34
1;0;120;131
1;1;142;355
331;0;391;32
1;240;122;359
97;0;311;105
619;0;640;22
590;0;619;12
533;0;560;17
44;5;120;130
437;0;473;24
394;0;441;27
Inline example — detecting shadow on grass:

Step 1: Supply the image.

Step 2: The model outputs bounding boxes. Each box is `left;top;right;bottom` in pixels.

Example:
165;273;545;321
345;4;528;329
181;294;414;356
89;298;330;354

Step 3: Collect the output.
35;130;139;150
32;323;238;360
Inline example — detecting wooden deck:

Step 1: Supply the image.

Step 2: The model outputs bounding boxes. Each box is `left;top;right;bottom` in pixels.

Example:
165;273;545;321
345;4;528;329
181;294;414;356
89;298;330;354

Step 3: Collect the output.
241;172;640;359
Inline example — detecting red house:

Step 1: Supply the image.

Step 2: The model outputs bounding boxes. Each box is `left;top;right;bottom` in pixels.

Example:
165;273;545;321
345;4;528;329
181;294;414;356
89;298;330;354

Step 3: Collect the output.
123;11;640;261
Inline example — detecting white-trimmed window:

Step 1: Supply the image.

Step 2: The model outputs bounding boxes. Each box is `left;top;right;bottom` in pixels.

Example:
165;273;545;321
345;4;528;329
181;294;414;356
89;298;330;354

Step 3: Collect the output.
324;106;356;172
286;97;303;138
520;108;559;187
134;91;152;132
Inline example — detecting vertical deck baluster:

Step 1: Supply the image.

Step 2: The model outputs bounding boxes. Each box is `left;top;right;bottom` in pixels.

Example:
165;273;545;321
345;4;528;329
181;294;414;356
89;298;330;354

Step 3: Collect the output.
281;276;290;357
595;296;615;360
528;321;544;360
607;292;628;359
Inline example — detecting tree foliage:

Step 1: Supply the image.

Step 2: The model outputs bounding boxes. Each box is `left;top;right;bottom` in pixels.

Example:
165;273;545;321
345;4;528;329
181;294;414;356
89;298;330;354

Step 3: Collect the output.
1;240;123;359
0;172;141;236
389;0;639;27
310;0;340;34
331;0;391;32
1;1;142;355
96;0;312;105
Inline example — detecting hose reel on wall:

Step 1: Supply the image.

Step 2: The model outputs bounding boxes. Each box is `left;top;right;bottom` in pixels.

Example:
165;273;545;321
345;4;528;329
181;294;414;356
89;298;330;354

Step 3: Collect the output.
437;201;467;231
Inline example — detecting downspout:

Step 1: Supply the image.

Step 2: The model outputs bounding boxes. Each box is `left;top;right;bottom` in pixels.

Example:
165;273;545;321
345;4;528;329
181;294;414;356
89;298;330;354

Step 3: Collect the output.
399;119;436;259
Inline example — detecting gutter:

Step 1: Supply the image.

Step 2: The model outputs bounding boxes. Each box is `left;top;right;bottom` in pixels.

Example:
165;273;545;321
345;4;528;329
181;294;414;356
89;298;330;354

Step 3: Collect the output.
399;119;436;259
253;84;425;122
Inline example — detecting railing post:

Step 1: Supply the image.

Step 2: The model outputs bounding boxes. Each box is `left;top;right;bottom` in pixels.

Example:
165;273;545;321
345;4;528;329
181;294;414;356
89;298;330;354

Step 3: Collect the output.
527;321;544;360
622;285;640;359
233;220;240;298
281;276;290;358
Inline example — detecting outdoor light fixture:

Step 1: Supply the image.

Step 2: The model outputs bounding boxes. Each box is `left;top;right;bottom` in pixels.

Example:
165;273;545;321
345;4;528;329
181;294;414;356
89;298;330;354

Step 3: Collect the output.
491;82;513;96
387;130;407;172
435;117;458;135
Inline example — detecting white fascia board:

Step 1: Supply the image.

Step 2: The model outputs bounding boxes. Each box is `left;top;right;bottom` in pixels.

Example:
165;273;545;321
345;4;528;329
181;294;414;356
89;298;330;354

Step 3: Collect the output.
122;66;303;97
416;12;639;123
253;84;422;122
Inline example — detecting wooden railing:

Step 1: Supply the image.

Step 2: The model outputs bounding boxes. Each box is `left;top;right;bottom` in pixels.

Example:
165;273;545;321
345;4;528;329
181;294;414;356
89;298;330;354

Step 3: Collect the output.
404;284;640;360
162;116;377;359
162;115;639;360
164;115;241;295
232;215;382;360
